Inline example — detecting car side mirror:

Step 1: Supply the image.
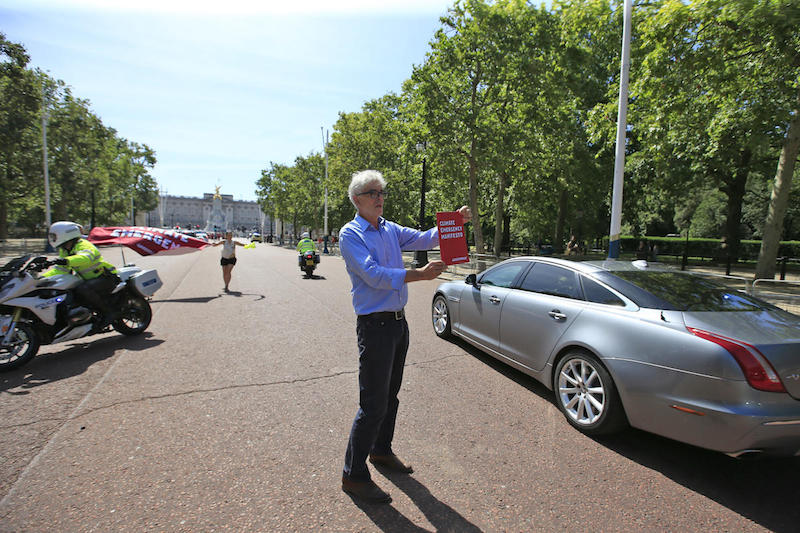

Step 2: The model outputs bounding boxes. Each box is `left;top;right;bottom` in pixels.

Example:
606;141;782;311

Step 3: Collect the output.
465;273;478;286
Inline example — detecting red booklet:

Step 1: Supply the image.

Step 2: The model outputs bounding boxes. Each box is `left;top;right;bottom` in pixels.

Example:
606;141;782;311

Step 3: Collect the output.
436;211;470;265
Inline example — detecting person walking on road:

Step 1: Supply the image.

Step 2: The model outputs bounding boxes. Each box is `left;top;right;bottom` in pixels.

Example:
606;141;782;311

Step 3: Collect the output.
212;231;244;292
338;169;471;504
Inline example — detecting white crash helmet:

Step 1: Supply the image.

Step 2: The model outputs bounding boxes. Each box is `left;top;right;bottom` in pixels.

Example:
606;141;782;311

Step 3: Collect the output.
48;221;83;249
301;231;310;239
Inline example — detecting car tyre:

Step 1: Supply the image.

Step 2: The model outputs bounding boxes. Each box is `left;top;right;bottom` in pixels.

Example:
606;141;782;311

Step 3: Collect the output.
553;351;627;436
432;294;452;339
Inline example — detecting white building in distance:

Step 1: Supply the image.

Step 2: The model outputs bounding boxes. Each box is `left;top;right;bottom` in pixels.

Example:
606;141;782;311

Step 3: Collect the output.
145;192;272;234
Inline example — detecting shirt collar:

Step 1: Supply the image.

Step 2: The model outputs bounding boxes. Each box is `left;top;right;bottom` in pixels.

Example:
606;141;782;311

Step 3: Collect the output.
354;214;384;231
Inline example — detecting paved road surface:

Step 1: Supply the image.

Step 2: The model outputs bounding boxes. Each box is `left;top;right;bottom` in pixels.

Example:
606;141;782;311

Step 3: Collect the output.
1;243;799;532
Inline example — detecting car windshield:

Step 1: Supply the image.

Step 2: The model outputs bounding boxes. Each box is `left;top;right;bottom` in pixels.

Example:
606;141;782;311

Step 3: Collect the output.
595;271;775;312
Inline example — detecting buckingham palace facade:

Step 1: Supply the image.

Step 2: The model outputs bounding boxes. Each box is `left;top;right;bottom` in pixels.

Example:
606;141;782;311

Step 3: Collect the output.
145;193;270;232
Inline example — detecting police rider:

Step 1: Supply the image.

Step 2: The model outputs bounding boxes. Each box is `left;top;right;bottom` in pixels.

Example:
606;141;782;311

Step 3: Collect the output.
296;231;317;265
44;221;120;327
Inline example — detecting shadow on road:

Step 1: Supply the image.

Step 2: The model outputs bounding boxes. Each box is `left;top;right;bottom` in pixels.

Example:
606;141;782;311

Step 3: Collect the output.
0;332;163;395
219;290;265;300
599;430;800;533
348;470;482;532
301;274;327;280
151;296;221;304
453;337;800;533
347;495;428;533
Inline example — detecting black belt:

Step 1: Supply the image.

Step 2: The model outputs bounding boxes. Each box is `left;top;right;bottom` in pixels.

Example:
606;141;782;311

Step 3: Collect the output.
359;309;405;320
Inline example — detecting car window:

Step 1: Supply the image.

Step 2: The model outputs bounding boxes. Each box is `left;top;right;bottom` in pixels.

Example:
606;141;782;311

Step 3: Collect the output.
478;262;527;288
519;263;582;299
596;271;777;312
581;275;625;306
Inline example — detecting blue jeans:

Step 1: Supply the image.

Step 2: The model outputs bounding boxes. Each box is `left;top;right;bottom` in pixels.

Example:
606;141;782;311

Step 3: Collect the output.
343;314;409;481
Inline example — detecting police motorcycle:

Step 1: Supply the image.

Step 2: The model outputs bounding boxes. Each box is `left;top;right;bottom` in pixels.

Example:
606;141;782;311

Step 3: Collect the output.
0;254;162;371
299;250;320;277
297;232;320;277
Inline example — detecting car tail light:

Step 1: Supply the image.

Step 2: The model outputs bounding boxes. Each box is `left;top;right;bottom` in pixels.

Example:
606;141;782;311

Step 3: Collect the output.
688;327;785;393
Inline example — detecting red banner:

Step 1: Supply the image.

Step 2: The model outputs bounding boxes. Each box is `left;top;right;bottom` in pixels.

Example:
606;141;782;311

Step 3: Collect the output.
437;212;469;265
88;226;209;256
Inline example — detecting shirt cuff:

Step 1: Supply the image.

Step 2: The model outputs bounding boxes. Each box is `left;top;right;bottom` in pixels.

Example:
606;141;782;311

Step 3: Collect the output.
389;268;407;291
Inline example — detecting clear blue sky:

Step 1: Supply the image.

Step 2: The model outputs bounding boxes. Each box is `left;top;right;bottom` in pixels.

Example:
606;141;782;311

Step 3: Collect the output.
2;0;456;202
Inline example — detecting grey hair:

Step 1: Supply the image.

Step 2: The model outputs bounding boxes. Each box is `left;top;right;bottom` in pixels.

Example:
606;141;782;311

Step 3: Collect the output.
348;170;387;208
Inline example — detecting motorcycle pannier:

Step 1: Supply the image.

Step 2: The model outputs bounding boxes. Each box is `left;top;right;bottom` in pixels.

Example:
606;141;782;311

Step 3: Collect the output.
128;269;162;298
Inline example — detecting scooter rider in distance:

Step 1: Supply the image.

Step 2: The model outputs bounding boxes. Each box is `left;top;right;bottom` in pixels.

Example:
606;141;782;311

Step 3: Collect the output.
296;231;319;267
44;221;121;330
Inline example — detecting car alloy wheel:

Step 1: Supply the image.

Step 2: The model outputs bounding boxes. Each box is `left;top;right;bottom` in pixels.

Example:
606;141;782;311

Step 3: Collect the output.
554;351;626;436
558;356;606;426
432;295;452;338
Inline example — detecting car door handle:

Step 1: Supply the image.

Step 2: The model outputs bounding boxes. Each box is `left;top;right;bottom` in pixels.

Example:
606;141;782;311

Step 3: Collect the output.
548;309;567;321
489;295;501;304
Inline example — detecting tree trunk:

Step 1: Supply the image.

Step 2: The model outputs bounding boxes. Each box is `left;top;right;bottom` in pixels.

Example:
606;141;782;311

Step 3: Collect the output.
468;148;484;254
0;164;9;240
0;198;7;240
503;213;511;254
493;171;507;257
756;100;800;279
554;185;567;253
722;148;751;264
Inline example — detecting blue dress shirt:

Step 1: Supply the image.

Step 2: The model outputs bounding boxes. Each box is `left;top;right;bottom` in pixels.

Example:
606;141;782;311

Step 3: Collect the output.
340;214;439;315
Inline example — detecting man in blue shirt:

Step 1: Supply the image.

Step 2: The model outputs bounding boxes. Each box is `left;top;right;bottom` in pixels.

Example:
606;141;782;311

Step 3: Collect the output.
339;169;471;504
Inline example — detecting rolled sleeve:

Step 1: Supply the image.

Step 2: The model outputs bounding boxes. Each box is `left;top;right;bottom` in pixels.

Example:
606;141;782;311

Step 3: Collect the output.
395;224;439;251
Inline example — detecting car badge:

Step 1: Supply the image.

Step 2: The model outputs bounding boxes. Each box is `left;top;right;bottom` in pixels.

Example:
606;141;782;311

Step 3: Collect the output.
785;373;800;382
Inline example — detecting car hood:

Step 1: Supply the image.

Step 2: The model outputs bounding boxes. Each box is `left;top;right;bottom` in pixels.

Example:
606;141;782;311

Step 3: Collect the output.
683;311;800;400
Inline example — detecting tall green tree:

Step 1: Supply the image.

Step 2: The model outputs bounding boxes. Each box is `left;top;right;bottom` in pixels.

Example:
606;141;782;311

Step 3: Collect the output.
326;93;419;230
0;34;41;238
629;0;799;265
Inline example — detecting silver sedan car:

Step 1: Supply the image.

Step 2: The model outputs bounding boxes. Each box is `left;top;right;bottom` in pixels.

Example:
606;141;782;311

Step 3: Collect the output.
431;257;800;457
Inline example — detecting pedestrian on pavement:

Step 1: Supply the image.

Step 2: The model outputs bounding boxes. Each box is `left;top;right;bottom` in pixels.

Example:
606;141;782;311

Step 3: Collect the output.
212;231;244;292
338;169;471;504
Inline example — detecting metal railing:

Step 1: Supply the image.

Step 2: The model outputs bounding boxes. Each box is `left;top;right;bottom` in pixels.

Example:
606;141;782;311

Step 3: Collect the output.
0;238;48;264
751;279;800;315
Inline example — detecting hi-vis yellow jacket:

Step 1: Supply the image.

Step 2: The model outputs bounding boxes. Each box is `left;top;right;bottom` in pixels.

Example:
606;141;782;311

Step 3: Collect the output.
43;238;118;280
296;238;316;254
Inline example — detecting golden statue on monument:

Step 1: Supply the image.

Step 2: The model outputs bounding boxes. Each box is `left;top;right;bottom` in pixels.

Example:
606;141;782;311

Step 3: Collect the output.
213;185;222;200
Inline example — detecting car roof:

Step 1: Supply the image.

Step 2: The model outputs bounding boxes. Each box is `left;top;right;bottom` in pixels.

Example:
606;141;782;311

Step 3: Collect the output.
501;256;674;274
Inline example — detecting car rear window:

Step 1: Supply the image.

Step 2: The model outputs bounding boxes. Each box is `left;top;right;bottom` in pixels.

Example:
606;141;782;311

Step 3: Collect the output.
581;276;625;306
593;271;774;312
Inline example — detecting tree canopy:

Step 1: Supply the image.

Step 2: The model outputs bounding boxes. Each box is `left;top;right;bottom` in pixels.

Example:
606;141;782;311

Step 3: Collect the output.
257;0;799;277
1;32;158;238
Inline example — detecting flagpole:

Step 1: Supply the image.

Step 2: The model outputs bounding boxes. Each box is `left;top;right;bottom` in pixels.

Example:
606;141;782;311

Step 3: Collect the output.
321;127;329;254
608;0;632;259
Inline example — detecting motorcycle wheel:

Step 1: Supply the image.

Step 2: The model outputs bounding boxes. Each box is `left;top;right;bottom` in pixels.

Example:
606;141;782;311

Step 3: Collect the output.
304;266;315;277
0;322;40;372
112;295;152;335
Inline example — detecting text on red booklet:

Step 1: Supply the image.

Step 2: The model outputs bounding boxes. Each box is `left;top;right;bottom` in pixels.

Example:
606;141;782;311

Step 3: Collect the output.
437;212;470;265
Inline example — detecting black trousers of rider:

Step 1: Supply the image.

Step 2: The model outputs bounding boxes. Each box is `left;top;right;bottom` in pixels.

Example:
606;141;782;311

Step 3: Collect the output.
74;275;117;315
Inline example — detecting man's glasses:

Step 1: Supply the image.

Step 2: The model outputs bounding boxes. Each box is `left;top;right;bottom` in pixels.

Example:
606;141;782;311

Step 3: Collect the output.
357;189;389;199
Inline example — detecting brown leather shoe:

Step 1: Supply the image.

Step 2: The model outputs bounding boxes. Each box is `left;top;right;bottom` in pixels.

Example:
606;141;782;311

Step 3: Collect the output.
368;453;414;474
341;476;392;503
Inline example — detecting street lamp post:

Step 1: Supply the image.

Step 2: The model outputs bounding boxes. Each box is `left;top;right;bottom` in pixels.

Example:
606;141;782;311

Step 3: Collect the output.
90;188;96;229
413;142;428;268
41;80;53;252
321;127;329;253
